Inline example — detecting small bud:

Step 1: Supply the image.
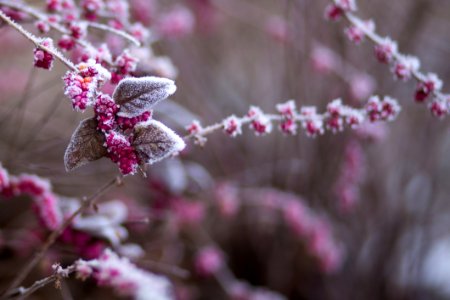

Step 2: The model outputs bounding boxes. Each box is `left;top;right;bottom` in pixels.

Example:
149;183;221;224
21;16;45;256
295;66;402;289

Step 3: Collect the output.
374;37;398;64
415;73;443;102
392;55;420;81
33;39;54;70
429;99;448;118
223;115;242;137
186;120;203;135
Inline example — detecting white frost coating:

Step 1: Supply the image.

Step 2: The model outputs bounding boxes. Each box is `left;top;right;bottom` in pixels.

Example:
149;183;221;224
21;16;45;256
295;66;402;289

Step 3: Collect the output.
72;200;129;246
113;76;177;118
133;120;186;165
76;249;173;300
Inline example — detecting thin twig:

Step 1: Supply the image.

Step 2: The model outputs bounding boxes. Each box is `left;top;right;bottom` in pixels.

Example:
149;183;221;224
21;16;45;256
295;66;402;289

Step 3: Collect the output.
87;22;141;47
341;10;448;102
0;9;77;71
2;176;122;298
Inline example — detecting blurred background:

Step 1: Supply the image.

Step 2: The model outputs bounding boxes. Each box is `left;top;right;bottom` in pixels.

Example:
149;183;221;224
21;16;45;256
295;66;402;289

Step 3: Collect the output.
2;0;450;299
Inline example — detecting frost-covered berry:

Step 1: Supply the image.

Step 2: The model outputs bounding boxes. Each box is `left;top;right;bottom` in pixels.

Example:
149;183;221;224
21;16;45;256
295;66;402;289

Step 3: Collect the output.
247;106;272;135
94;94;119;132
58;35;76;51
116;111;152;130
105;131;139;175
112;50;138;83
326;99;345;132
223;115;242;137
280;119;297;135
185;120;203;135
80;0;104;20
46;0;61;12
344;26;364;44
63;60;111;111
276;100;296;118
35;20;50;33
345;109;365;128
429;99;448;118
300;107;324;137
130;23;149;43
324;4;344;21
34;39;54;70
415;73;443;102
365;96;400;122
276;101;297;134
392;55;420;81
69;22;87;40
324;0;356;21
374;38;398;64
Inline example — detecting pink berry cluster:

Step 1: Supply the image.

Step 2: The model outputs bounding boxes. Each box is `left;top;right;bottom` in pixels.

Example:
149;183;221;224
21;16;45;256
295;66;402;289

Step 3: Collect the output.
186;96;400;144
324;0;356;21
63;60;111;111
326;0;450;118
111;49;138;84
105;131;139;175
33;38;55;70
0;164;62;230
75;248;173;300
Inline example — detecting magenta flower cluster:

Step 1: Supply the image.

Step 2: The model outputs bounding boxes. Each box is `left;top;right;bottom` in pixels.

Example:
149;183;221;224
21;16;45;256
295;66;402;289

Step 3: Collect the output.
75;248;173;300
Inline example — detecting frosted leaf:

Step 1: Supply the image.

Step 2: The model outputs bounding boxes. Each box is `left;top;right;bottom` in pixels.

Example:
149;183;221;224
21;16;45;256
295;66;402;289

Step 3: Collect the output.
132;120;185;165
64;118;107;171
113;76;177;118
